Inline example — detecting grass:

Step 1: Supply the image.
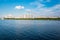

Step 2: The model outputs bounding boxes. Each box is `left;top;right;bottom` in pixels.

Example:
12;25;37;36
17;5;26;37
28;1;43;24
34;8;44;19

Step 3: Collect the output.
4;18;60;20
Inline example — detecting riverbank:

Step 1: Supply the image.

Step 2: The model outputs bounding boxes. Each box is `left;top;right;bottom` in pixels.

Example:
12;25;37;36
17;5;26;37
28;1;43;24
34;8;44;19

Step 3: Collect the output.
3;18;60;20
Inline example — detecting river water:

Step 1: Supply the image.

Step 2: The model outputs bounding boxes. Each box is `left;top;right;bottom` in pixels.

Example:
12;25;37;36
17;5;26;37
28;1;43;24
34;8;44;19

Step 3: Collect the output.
0;20;60;40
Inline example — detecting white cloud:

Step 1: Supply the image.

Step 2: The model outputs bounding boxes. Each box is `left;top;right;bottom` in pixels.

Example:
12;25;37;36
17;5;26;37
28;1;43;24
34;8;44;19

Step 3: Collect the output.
30;0;60;16
36;4;60;16
46;0;51;2
38;0;51;2
26;9;32;13
15;5;24;9
30;1;45;8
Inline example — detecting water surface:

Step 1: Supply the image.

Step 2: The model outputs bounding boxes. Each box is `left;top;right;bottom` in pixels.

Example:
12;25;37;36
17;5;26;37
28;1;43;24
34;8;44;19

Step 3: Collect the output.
0;20;60;40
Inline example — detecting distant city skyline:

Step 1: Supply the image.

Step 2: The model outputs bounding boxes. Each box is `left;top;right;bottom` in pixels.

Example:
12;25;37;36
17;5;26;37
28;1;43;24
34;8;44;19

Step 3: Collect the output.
0;0;60;17
0;13;60;18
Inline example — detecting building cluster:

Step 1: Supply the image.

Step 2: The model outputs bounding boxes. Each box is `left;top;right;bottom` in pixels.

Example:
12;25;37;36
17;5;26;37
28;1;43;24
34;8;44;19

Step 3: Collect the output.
0;14;60;19
3;14;34;18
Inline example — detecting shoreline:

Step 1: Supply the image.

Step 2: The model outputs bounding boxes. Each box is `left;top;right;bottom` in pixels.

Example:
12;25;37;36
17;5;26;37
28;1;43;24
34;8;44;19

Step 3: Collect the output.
1;18;60;20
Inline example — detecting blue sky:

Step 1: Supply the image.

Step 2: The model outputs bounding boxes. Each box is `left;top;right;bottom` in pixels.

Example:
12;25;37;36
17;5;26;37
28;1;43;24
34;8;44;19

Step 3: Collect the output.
0;0;60;17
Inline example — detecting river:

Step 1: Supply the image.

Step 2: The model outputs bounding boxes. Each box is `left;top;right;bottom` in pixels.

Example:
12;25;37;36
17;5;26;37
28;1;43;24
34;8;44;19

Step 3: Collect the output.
0;20;60;40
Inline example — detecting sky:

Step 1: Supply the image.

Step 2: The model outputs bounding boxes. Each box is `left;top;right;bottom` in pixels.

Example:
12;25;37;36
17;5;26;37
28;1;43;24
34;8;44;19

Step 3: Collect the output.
0;0;60;17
